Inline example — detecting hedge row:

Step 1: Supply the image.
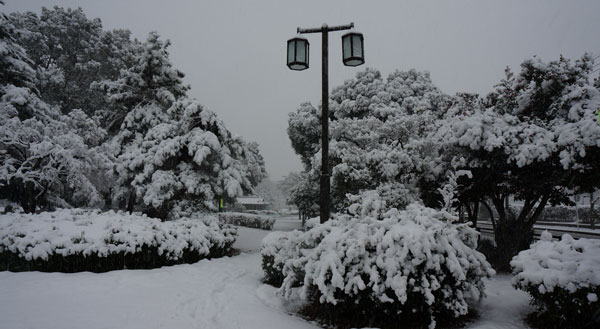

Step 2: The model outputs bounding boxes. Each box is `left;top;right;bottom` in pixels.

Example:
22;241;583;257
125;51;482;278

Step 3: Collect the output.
0;209;237;273
218;212;275;230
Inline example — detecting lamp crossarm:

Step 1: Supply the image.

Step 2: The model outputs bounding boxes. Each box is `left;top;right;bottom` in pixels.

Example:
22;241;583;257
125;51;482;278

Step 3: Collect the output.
297;22;354;34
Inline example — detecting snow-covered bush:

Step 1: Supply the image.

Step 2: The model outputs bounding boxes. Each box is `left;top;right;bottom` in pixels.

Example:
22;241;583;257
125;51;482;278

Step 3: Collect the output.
303;217;320;230
0;209;236;272
219;212;275;230
260;230;303;285
246;209;279;215
511;231;600;328
263;192;494;328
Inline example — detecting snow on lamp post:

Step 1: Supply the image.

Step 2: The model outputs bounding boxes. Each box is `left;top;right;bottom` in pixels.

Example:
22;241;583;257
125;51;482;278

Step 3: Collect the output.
286;23;364;224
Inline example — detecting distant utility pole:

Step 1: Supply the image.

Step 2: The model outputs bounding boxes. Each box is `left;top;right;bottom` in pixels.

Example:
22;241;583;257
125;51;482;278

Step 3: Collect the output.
286;23;365;224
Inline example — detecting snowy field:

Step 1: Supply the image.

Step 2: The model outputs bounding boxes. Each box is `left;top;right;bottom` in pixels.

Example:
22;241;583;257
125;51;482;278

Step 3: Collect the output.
0;218;532;329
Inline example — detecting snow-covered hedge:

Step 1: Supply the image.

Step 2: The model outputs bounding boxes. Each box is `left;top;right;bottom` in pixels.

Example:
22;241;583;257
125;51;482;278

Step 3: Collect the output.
0;209;236;272
218;212;275;230
511;231;600;328
262;194;494;329
246;209;279;215
260;230;303;285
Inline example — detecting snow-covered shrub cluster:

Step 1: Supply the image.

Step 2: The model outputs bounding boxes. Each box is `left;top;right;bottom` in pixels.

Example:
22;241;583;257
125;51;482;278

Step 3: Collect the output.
0;209;236;272
218;212;275;230
246;209;279;215
260;230;304;285
511;231;600;328
262;192;494;328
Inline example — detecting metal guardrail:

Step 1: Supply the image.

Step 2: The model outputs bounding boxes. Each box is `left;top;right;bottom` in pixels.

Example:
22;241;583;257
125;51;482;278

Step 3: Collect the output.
476;221;600;240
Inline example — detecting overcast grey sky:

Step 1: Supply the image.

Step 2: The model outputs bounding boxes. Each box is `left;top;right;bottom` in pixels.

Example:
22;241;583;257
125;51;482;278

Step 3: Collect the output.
5;0;600;179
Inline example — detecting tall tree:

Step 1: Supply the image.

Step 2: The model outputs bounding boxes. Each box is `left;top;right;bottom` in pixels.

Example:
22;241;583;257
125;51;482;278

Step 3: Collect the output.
108;32;265;219
288;68;451;211
10;7;138;130
435;55;600;269
0;10;103;212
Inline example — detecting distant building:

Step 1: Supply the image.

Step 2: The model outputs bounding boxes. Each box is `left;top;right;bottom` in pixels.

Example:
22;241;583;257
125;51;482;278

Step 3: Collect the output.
235;196;270;211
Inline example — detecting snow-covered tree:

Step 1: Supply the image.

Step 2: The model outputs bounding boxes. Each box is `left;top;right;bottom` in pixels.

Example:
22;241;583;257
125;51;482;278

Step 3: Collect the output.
288;68;451;212
287;172;319;218
108;32;265;219
434;55;600;269
243;141;267;187
287;102;320;168
416;92;488;223
9;7;138;130
98;31;187;133
254;179;285;210
277;172;303;205
0;11;103;212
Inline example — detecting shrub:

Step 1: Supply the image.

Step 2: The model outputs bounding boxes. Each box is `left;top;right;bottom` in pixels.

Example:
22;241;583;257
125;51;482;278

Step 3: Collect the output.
247;209;279;215
511;231;600;329
0;208;236;272
260;230;303;286
218;212;275;230
303;217;319;230
264;192;495;329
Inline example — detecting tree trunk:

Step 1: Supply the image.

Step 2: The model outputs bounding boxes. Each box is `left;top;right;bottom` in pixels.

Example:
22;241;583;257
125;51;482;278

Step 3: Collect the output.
491;194;548;272
493;219;534;272
126;190;136;214
590;192;597;230
20;183;37;213
470;201;479;228
21;200;36;214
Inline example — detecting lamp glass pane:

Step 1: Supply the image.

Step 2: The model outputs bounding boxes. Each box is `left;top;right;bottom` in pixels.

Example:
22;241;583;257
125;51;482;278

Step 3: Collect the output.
296;40;306;63
343;35;352;59
353;35;363;57
287;41;294;64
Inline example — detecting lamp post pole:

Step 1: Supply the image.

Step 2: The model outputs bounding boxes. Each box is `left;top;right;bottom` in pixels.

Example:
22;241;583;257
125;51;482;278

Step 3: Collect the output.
297;23;354;224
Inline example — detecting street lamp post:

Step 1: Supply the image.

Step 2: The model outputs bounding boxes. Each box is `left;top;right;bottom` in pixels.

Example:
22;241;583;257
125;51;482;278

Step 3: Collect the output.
287;23;364;224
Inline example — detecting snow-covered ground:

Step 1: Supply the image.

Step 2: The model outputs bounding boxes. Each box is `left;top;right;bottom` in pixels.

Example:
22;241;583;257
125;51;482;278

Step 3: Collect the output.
0;252;317;329
271;215;302;231
471;276;532;329
0;217;532;329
